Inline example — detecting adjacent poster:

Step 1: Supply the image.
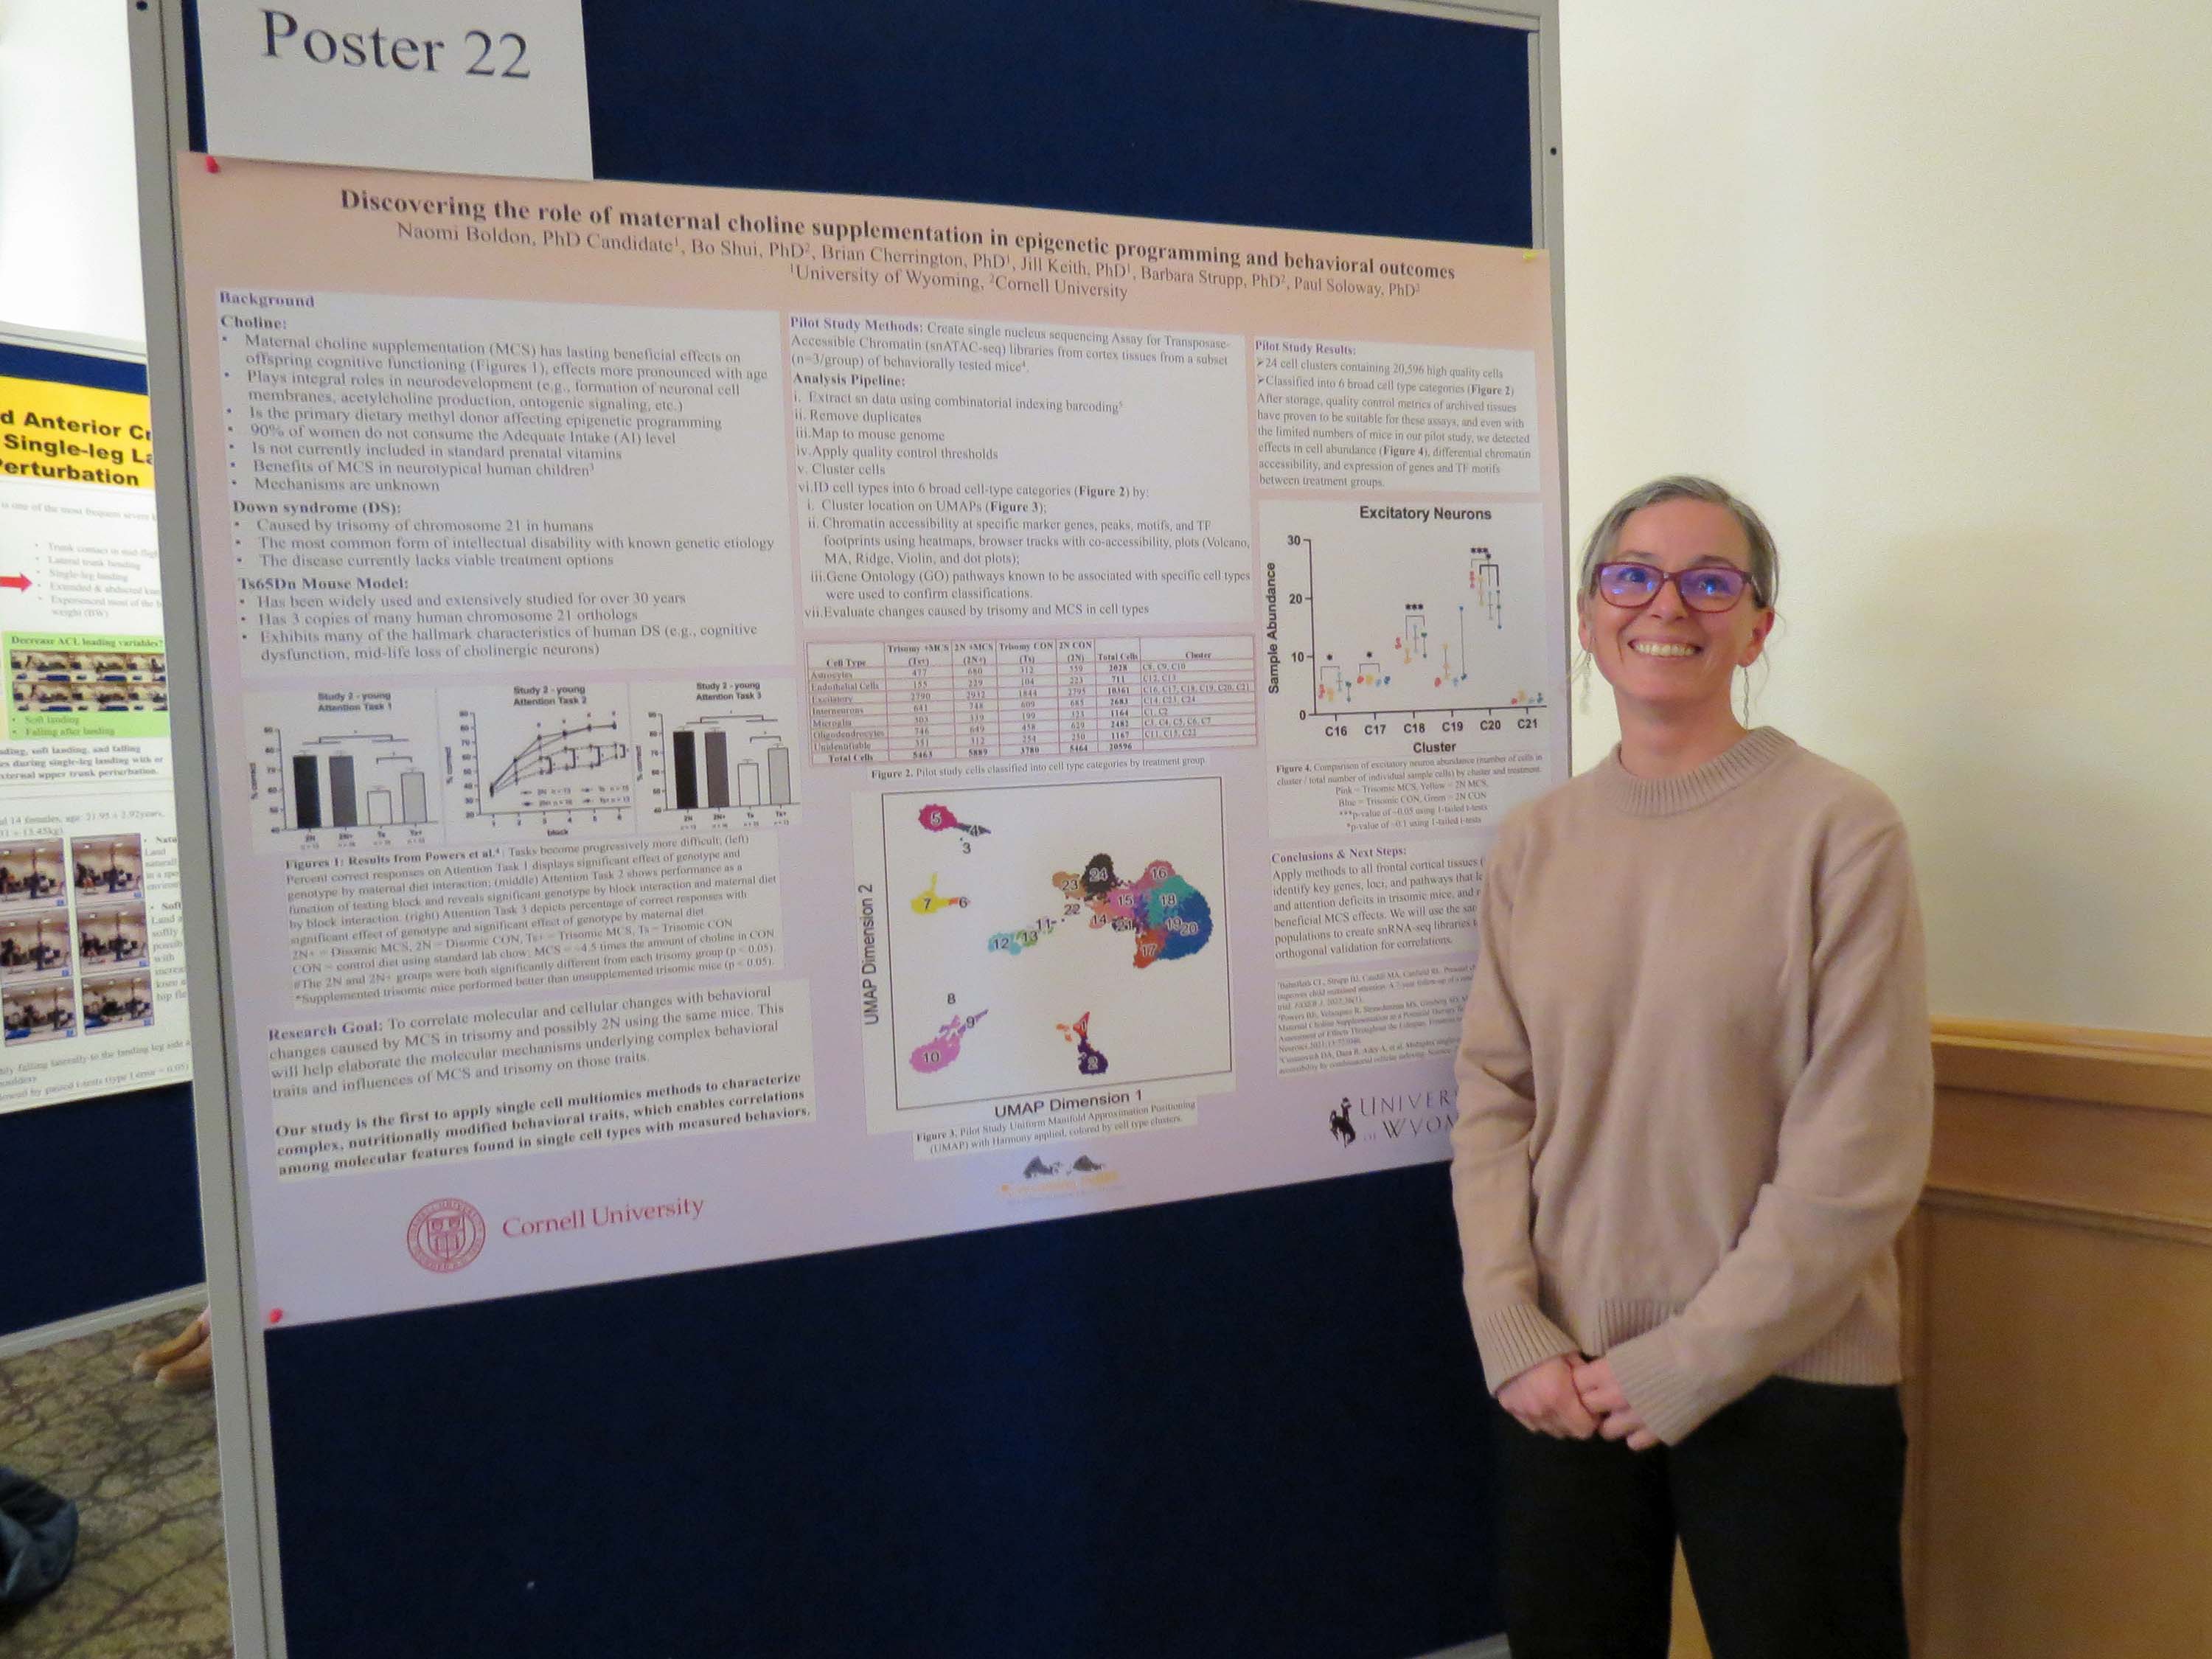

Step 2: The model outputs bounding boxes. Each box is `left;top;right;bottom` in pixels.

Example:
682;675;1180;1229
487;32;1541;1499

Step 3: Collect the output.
172;161;1566;1322
0;352;192;1110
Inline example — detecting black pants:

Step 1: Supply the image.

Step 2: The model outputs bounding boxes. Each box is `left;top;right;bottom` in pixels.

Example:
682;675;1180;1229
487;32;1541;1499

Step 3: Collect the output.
1493;1377;1909;1659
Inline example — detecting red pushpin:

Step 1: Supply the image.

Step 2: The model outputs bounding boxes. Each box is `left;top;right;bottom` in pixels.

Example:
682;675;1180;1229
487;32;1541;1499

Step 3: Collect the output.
266;1307;284;1324
205;156;221;173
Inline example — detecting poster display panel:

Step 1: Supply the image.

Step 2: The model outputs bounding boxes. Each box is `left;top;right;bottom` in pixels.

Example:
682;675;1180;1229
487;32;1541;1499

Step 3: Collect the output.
172;161;1567;1322
0;358;192;1110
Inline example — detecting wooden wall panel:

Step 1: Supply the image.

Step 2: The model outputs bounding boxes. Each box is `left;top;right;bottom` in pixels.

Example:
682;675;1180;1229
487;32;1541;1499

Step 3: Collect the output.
1930;1090;2212;1234
1668;1020;2212;1659
1915;1021;2212;1658
1917;1208;2212;1656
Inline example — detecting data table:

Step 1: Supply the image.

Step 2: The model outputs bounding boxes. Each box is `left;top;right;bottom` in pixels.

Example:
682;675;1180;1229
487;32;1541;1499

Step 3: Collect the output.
807;636;1259;765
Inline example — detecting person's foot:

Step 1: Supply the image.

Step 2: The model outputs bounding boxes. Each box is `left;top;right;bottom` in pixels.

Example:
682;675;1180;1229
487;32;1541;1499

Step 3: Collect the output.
155;1340;214;1392
133;1311;208;1377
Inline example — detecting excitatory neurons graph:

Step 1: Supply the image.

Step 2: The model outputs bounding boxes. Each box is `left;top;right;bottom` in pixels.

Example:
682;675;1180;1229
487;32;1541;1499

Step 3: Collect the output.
1259;498;1555;770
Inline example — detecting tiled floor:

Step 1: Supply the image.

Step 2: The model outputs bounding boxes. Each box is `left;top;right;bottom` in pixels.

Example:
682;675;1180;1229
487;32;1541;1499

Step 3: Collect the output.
0;1312;229;1657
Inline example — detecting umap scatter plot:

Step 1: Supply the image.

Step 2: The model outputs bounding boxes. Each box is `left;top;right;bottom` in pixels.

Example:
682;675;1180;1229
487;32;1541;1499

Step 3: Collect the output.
877;777;1231;1115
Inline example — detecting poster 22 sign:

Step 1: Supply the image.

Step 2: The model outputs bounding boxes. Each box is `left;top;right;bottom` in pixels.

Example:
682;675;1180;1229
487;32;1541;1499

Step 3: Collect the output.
168;157;1567;1324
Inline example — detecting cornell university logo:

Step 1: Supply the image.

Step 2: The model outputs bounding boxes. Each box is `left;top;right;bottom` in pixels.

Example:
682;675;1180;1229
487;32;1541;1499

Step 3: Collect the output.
407;1198;487;1273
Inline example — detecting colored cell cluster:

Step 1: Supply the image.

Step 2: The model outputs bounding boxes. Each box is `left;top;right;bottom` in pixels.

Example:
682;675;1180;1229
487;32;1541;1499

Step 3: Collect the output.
917;803;990;837
1057;1011;1109;1076
1050;853;1214;970
911;1008;989;1074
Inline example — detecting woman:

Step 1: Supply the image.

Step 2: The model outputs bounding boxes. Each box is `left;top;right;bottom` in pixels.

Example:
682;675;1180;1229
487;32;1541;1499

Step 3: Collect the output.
1450;476;1932;1658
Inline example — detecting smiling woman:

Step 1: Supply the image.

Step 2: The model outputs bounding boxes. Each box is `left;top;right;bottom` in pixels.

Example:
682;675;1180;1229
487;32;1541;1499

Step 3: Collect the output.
1450;475;1932;1659
1572;474;1778;750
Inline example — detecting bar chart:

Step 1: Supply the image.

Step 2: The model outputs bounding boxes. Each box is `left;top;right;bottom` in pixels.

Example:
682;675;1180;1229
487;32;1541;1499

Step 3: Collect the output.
640;678;801;829
285;741;436;830
246;689;443;850
668;725;793;810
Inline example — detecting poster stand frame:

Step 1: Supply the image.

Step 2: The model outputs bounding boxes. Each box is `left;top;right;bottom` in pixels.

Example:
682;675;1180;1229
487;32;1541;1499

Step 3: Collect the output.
123;2;1567;1653
127;7;288;1652
0;321;146;365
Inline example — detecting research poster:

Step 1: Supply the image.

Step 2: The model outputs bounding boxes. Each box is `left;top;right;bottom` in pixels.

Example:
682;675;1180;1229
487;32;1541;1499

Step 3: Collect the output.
172;161;1566;1322
0;361;192;1111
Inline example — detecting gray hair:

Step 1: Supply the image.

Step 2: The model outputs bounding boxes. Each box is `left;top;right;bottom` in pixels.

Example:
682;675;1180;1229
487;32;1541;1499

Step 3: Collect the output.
1575;475;1778;609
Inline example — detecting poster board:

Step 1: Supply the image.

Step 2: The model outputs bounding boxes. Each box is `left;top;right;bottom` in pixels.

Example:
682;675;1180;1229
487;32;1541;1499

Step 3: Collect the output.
0;326;192;1110
133;3;1568;1655
0;324;201;1341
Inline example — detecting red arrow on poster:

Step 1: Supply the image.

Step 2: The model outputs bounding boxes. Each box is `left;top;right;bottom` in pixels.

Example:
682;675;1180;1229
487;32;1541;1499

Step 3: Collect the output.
0;574;29;593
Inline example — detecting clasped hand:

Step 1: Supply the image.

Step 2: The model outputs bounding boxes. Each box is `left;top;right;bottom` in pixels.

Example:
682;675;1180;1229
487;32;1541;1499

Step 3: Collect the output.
1495;1354;1658;1451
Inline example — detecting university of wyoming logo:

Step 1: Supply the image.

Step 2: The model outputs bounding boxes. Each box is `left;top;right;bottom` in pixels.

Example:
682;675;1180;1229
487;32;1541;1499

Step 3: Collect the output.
1329;1099;1356;1146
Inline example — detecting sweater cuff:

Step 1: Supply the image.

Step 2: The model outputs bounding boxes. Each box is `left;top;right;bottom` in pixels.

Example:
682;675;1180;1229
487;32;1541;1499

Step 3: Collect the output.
1472;1304;1580;1397
1602;1325;1739;1445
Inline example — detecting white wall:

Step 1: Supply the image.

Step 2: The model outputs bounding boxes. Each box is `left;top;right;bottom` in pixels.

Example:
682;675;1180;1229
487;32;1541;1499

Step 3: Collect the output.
1558;0;2212;1037
0;0;145;341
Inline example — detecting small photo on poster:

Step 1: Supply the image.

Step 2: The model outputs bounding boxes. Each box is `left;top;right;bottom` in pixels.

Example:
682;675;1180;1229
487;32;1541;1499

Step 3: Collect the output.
75;900;150;972
0;839;69;913
0;911;75;984
70;834;145;900
81;968;154;1035
5;635;171;737
4;978;77;1045
8;643;167;690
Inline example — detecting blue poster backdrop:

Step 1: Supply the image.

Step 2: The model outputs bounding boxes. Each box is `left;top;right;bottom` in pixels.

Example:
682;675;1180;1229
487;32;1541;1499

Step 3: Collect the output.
189;2;1544;1652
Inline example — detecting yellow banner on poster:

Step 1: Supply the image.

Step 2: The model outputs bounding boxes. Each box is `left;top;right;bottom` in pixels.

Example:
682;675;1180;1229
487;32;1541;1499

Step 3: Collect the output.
0;375;154;489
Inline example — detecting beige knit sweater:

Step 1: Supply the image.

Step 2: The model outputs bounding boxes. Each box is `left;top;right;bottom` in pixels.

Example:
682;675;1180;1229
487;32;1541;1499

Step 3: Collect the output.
1449;727;1933;1444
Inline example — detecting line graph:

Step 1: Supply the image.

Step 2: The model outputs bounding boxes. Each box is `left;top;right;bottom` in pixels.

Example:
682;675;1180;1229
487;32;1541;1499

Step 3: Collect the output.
487;714;630;801
450;684;636;841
